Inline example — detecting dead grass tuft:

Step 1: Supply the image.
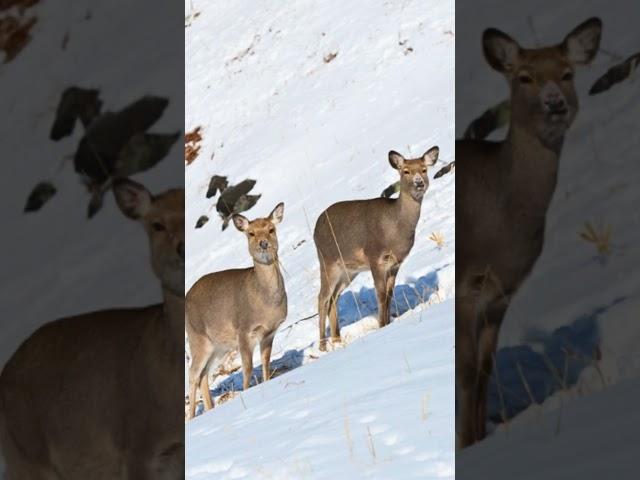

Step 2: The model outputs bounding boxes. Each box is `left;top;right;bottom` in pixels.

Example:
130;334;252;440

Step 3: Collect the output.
323;51;338;63
0;10;37;63
185;126;202;165
428;231;445;249
579;221;612;255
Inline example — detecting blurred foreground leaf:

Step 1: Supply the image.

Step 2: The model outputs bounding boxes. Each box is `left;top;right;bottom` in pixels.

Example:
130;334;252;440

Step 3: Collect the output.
590;52;640;95
24;181;56;212
463;99;510;140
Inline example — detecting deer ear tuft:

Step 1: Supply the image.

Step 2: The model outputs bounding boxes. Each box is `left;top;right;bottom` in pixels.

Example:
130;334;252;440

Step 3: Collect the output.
483;28;520;73
423;146;439;166
112;178;152;220
232;214;250;232
269;202;285;225
563;17;602;65
388;151;405;170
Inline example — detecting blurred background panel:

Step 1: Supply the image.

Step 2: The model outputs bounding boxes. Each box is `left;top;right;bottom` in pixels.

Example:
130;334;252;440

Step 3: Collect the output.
0;0;183;477
456;0;639;476
0;0;183;365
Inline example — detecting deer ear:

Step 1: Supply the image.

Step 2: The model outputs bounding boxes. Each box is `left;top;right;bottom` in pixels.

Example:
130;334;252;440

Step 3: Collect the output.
112;178;152;219
483;28;520;73
269;202;285;225
388;151;405;170
232;214;250;232
422;146;439;166
563;17;601;65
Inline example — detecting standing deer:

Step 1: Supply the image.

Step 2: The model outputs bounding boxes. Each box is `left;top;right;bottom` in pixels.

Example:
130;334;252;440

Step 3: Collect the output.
314;147;439;351
0;179;185;479
456;18;602;447
186;203;287;419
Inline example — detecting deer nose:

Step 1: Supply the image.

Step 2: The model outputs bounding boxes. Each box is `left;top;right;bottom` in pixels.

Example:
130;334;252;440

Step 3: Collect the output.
540;83;567;113
177;242;185;261
259;240;269;250
544;97;567;113
414;176;425;188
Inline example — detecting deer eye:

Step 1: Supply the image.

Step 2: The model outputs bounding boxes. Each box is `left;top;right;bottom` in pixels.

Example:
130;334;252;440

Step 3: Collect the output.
518;73;533;84
248;232;256;237
269;228;275;234
403;169;410;175
561;70;574;81
422;168;427;173
152;222;166;232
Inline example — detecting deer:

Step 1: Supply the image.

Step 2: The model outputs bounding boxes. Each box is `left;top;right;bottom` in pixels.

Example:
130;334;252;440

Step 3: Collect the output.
456;17;602;447
185;203;287;420
0;178;184;479
313;147;439;351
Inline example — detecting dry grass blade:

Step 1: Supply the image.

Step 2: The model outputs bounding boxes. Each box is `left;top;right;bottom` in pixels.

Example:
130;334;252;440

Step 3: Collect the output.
421;393;430;421
366;426;377;462
323;51;338;63
428;231;445;249
343;409;354;460
579;221;612;255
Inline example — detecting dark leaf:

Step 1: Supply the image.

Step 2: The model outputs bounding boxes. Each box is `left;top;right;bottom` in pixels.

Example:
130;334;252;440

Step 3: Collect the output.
115;96;169;134
434;161;455;179
206;175;228;198
87;189;104;218
50;87;102;140
73;96;170;184
216;179;257;216
589;52;640;95
24;181;56;212
115;131;180;177
463;99;510;140
195;215;209;229
381;181;400;198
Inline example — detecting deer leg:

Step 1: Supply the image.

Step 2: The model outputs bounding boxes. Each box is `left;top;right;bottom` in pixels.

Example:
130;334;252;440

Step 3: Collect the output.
456;297;479;448
371;263;392;328
384;264;399;323
475;301;508;440
318;264;339;351
238;334;255;391
260;333;275;382
199;371;213;411
328;273;353;343
187;338;214;419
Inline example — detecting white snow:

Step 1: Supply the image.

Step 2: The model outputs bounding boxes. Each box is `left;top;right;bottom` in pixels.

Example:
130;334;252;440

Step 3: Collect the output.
187;302;454;480
185;0;455;478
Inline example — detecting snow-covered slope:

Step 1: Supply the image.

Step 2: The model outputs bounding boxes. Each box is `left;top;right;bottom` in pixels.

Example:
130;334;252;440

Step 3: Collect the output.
185;0;455;477
461;375;640;479
456;0;640;473
187;302;454;480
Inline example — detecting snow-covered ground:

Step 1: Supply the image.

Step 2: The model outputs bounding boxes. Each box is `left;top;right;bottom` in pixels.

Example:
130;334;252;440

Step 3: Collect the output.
456;0;640;474
185;0;455;478
187;301;454;480
0;1;182;477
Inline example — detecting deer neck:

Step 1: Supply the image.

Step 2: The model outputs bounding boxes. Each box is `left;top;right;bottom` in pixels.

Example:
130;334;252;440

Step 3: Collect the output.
161;287;185;343
502;124;562;219
252;260;285;301
396;190;422;230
